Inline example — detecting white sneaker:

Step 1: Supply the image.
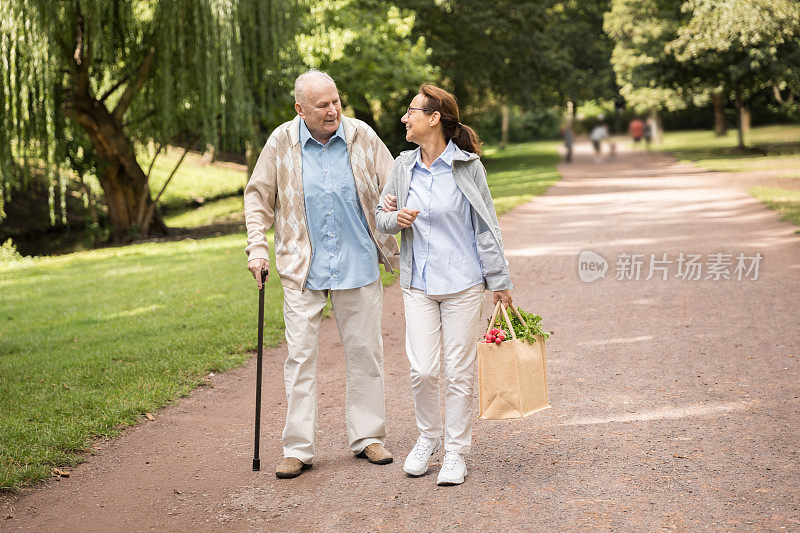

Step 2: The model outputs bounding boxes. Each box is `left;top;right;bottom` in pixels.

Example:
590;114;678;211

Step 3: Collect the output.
437;451;467;486
403;435;441;476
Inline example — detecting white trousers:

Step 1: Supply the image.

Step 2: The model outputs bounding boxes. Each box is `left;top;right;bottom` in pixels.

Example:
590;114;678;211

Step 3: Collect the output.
402;284;486;454
281;279;385;463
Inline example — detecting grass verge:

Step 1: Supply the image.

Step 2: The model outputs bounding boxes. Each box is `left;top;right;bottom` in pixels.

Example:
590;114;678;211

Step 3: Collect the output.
661;124;800;229
750;186;800;228
660;124;800;173
0;234;282;490
483;140;562;215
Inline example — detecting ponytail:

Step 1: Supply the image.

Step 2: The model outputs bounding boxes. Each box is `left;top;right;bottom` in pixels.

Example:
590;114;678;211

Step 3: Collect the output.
452;122;482;156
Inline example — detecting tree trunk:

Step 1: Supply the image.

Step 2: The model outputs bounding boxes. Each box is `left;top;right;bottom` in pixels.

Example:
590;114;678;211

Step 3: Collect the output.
734;81;745;150
500;104;510;150
648;109;662;145
712;91;726;136
352;94;378;132
63;6;163;242
741;106;751;134
67;97;167;242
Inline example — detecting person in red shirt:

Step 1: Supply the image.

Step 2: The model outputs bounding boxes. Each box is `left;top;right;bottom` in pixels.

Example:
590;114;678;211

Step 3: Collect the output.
629;118;645;145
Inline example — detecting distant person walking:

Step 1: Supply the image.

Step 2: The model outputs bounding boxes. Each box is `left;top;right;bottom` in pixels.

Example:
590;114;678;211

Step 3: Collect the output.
561;124;574;163
590;119;609;162
643;121;653;150
629;118;645;145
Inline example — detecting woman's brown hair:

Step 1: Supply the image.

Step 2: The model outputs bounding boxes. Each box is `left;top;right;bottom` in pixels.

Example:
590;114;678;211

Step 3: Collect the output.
418;83;482;156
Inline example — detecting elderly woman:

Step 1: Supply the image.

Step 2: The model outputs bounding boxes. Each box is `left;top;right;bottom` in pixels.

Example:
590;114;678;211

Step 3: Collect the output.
375;84;513;486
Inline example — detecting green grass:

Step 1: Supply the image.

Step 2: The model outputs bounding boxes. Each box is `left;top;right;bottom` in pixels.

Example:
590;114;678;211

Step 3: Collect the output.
661;124;800;229
482;140;562;215
0;234;286;490
164;196;244;228
137;147;248;211
750;186;800;228
661;124;800;174
0;140;559;491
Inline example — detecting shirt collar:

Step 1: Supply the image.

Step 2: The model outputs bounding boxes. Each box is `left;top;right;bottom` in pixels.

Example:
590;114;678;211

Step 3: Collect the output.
414;140;457;169
300;119;345;147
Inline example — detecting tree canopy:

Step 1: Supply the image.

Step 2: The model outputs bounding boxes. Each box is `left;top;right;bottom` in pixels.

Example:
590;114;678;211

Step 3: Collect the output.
1;0;299;239
4;0;799;247
606;0;800;146
604;0;687;113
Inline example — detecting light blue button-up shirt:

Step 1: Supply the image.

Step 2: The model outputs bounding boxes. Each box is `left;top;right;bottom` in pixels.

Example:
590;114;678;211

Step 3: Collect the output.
300;120;379;291
406;141;484;296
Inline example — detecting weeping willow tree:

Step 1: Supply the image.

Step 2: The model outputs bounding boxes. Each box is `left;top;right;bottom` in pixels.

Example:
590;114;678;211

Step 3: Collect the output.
0;0;300;241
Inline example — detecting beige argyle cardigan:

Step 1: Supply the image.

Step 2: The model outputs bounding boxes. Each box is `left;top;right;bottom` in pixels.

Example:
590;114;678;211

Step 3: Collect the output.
244;115;400;290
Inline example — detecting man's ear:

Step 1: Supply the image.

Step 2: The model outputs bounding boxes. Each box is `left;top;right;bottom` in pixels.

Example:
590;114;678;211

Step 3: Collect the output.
294;102;304;117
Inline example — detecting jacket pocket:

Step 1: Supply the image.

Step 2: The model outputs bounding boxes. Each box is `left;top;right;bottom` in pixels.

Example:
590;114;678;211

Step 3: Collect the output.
475;230;505;276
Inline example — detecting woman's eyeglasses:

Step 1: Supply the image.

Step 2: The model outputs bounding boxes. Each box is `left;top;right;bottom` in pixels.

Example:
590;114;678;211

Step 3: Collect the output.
405;106;434;116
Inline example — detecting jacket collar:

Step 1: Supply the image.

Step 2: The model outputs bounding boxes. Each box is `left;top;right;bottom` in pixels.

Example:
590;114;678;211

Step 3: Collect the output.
400;143;479;170
413;140;460;169
451;144;480;162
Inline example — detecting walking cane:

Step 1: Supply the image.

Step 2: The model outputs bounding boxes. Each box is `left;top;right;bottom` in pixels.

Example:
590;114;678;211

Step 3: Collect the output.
252;268;268;471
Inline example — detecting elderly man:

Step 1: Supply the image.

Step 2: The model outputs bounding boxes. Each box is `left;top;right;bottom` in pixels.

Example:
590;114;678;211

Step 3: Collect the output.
244;70;399;478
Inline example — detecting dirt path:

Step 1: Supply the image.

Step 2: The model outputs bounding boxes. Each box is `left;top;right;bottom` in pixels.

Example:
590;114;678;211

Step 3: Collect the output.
3;143;800;531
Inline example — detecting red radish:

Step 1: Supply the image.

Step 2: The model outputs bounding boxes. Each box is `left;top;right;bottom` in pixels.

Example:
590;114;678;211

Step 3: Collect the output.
487;335;496;343
495;338;502;345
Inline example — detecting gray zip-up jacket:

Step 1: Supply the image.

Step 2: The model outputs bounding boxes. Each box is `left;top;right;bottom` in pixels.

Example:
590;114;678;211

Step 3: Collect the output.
374;147;513;292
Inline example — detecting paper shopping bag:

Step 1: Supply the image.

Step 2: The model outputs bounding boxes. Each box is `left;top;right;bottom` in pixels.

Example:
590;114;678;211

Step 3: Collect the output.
478;303;550;420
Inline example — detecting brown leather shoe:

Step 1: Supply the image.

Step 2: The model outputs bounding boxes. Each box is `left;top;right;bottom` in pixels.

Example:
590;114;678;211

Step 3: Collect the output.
356;443;393;465
275;457;312;479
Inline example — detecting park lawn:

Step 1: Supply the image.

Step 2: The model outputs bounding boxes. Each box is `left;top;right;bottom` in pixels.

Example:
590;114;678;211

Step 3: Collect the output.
137;147;248;211
164;196;244;228
0;234;283;490
0;140;559;490
661;124;800;229
661;124;800;173
483;140;562;215
750;186;800;228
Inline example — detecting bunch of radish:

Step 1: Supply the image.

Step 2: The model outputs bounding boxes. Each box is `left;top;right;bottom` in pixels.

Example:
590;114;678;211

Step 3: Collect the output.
483;328;507;345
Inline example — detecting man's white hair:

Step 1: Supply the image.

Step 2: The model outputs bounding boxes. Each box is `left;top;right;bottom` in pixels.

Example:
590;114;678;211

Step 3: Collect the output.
294;69;337;105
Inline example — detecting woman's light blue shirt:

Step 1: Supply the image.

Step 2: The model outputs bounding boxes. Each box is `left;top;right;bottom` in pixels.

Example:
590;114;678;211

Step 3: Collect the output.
406;140;484;296
300;120;379;290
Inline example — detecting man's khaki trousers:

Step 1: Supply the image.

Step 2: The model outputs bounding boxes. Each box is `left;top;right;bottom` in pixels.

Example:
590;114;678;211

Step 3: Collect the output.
281;278;385;463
